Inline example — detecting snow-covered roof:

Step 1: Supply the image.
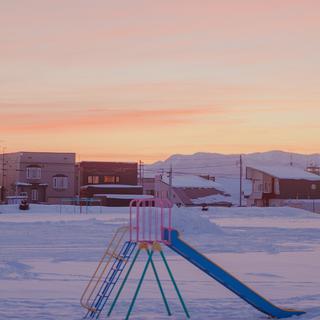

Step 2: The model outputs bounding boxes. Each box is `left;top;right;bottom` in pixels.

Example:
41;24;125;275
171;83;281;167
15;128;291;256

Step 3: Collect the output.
15;182;32;186
6;195;27;199
161;174;224;190
94;194;153;199
248;165;320;181
81;184;142;189
192;194;233;205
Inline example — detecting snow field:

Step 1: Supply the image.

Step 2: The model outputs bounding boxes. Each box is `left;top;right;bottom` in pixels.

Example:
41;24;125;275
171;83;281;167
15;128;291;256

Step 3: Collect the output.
0;205;320;319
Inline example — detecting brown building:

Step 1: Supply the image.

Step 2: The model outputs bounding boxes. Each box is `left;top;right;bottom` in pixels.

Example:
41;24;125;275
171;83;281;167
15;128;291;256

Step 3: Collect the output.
0;152;76;204
246;165;320;207
78;161;145;206
78;161;138;188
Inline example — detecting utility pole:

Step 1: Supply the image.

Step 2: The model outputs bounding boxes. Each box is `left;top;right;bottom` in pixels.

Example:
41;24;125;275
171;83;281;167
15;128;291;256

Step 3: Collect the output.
139;160;144;190
141;161;144;187
77;155;81;203
168;165;173;201
239;154;243;207
1;147;6;202
138;160;142;185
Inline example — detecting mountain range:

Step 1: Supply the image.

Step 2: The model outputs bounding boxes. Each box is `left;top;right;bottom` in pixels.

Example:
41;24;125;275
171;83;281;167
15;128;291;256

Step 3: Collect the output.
146;150;320;178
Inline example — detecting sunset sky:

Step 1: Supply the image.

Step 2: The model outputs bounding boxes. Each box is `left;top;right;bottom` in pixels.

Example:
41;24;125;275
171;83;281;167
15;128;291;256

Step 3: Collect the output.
1;0;320;162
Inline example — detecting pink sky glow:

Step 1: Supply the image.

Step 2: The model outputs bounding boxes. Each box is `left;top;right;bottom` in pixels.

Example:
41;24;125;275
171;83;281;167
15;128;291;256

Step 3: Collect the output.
1;0;320;162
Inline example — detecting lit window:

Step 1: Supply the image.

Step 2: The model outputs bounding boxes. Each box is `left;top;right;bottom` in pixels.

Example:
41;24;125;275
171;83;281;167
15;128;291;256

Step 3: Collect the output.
53;175;68;189
104;176;120;183
26;166;41;179
88;176;99;184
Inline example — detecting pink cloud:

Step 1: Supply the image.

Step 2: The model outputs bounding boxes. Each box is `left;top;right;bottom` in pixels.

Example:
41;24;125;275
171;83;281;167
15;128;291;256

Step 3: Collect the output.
0;106;220;133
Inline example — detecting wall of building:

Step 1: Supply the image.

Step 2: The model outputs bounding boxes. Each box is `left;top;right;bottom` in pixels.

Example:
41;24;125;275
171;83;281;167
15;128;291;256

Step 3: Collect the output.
79;161;138;187
247;167;320;206
278;180;320;199
142;178;155;195
19;152;76;203
0;152;21;201
81;185;143;198
2;152;76;204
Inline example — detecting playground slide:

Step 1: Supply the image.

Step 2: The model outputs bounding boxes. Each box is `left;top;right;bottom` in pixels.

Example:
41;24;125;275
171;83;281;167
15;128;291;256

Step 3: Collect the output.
165;229;305;319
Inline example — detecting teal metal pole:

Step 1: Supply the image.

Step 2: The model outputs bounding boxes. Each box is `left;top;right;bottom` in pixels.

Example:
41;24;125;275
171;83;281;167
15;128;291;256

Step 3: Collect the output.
125;249;154;320
147;249;172;316
107;247;141;317
160;250;190;318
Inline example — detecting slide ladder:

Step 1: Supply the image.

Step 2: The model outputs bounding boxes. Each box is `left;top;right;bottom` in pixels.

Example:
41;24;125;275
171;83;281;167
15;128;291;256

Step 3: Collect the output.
165;228;305;319
87;241;136;319
80;226;134;318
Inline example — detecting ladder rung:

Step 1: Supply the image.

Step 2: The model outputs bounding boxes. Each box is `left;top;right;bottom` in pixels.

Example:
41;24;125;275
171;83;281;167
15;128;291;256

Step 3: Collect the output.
105;251;127;261
86;241;137;316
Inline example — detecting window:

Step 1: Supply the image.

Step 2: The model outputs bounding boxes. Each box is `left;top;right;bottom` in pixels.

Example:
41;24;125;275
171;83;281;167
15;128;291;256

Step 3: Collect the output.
53;175;68;189
26;166;41;179
31;189;38;201
88;176;99;184
103;176;120;183
20;192;28;198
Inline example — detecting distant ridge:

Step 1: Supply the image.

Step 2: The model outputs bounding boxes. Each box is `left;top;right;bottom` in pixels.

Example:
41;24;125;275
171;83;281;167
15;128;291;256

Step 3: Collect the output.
146;150;320;178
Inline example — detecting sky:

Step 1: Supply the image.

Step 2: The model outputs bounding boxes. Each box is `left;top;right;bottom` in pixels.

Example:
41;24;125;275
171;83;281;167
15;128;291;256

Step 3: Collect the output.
1;0;320;163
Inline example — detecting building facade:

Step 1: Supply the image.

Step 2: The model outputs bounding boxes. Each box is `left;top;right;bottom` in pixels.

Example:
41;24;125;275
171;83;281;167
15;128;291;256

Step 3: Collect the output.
246;165;320;207
78;161;138;188
0;152;76;204
78;161;143;206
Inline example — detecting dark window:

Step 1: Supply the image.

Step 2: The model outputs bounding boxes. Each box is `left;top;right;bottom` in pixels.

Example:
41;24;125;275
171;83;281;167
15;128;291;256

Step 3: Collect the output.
26;166;41;179
88;176;99;184
53;175;68;189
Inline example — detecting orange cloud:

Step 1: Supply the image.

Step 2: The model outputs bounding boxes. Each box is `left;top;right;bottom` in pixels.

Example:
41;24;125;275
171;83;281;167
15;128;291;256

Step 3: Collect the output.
0;106;220;133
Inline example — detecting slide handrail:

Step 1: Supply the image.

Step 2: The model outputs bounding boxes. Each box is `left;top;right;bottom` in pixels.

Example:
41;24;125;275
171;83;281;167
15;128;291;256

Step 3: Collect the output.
80;226;129;311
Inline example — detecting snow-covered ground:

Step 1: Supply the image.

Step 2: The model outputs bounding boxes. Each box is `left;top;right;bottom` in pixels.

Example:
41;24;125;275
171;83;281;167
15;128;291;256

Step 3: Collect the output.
0;204;320;320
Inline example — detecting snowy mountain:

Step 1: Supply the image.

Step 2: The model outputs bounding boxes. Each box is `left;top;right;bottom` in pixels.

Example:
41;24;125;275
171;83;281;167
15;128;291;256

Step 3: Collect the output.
146;150;320;178
146;151;320;205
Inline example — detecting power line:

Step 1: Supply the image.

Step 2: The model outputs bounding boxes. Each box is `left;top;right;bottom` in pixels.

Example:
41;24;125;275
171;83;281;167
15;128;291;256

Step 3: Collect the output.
144;163;240;172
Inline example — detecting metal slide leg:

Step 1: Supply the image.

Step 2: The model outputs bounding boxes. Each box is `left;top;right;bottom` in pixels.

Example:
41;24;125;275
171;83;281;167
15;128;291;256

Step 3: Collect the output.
107;247;141;317
160;250;190;318
148;247;172;316
125;246;154;320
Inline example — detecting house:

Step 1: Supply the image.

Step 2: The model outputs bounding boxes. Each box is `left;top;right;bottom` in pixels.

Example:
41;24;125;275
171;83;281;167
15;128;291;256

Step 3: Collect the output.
142;177;156;196
78;161;145;206
246;165;320;207
154;174;232;207
0;152;75;204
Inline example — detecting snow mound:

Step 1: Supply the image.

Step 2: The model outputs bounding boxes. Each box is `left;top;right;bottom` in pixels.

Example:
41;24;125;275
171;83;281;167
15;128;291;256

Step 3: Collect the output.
171;207;223;235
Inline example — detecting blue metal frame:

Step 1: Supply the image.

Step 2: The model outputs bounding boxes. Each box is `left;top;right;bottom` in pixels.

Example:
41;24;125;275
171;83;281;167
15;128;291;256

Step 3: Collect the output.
87;241;137;319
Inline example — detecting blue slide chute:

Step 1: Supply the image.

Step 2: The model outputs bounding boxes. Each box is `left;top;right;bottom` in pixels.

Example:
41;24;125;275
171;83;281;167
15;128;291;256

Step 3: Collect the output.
164;228;305;319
